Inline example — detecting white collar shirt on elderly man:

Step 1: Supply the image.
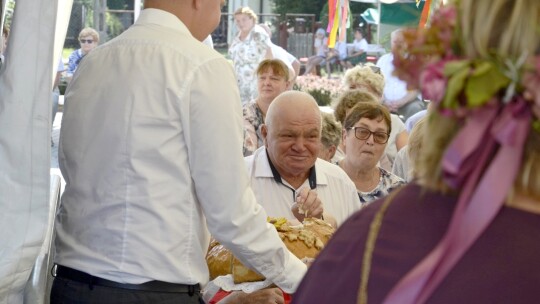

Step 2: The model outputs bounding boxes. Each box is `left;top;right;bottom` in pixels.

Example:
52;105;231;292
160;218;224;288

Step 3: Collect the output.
245;147;361;226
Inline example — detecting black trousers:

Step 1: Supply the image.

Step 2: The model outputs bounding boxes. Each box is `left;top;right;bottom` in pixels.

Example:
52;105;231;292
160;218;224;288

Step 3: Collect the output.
50;277;204;304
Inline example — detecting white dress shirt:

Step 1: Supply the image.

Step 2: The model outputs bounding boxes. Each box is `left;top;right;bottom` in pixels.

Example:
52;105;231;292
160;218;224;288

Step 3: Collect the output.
379;114;407;171
245;148;361;226
56;8;306;292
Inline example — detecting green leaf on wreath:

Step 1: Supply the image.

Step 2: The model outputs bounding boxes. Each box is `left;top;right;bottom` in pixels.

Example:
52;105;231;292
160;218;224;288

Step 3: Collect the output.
444;60;470;76
443;62;470;108
465;61;510;107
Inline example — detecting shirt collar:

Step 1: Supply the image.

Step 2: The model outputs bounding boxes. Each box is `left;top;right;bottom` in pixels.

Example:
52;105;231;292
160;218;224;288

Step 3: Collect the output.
252;148;329;187
251;148;318;189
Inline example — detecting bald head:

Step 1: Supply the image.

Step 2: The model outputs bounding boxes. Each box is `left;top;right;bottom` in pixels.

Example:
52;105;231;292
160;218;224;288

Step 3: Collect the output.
262;91;322;181
266;91;321;128
143;0;223;41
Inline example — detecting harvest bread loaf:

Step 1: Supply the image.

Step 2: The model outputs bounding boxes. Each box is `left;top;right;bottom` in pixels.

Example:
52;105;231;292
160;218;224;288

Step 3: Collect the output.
206;217;335;283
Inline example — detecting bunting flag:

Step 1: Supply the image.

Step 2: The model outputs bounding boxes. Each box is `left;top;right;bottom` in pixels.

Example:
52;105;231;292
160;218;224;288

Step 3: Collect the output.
327;0;350;48
419;0;447;28
418;0;432;28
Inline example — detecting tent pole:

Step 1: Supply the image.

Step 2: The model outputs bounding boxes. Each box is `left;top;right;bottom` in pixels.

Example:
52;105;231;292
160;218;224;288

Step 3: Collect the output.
134;0;141;22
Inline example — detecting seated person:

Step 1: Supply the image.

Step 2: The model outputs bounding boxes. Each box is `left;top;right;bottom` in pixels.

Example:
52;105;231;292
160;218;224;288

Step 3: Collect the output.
66;27;99;80
318;112;342;162
341;28;368;69
208;91;361;304
243;59;291;156
391;116;428;182
336;102;405;204
302;28;328;75
340;64;409;170
323;40;347;77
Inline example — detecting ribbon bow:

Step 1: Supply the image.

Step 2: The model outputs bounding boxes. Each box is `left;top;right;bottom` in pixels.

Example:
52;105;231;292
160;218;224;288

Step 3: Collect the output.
383;98;531;304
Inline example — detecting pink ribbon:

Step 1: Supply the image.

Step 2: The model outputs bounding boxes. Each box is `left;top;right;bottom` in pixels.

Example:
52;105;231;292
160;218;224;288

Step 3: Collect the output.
383;98;531;304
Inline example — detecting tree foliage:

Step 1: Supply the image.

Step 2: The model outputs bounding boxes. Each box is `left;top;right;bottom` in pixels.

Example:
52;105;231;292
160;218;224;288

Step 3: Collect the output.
273;0;327;21
274;0;373;23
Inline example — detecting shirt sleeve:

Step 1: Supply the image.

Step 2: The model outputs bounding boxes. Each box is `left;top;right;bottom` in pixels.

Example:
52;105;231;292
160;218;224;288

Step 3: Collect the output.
186;56;307;293
66;50;79;76
57;58;65;73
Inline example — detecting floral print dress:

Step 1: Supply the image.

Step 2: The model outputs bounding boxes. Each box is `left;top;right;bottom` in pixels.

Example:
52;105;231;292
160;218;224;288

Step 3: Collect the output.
358;167;405;204
242;101;264;156
229;25;271;105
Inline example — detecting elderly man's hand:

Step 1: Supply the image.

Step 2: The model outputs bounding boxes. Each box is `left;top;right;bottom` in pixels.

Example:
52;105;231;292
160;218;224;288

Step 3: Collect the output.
219;288;285;304
291;187;324;222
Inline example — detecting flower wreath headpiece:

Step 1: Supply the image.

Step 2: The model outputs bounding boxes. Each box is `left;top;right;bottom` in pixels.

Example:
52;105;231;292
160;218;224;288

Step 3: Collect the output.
379;3;540;304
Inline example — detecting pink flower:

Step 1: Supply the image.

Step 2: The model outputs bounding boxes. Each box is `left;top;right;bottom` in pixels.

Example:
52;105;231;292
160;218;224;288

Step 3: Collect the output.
420;60;447;104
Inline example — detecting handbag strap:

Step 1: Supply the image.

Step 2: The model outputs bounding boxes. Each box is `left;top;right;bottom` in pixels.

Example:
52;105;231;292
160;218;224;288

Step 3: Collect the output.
357;187;404;304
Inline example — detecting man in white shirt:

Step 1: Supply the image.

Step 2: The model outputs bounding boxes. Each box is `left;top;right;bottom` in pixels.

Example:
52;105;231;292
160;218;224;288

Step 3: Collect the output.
209;91;361;304
377;28;425;120
52;1;306;303
246;91;361;227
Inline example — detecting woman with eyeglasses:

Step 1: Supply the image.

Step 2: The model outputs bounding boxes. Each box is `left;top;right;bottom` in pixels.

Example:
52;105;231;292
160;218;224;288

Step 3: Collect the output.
66;27;99;80
341;64;409;172
336;100;404;204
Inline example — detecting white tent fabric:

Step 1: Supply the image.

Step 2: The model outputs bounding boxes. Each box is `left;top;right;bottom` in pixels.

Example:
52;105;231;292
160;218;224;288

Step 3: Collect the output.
0;0;72;302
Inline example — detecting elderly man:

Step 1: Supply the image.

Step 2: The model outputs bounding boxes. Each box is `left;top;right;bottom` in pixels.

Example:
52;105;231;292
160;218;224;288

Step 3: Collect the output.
51;0;306;303
247;91;360;226
209;91;361;304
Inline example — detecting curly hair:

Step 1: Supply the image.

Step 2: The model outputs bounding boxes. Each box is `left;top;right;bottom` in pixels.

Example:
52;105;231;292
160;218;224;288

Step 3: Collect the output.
342;64;385;99
332;89;380;125
234;7;258;23
320;112;342;149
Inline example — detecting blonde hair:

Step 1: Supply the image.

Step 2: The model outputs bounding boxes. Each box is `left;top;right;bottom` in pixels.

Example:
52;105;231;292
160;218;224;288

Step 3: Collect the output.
407;116;428;179
78;27;99;43
234;7;258;23
417;0;540;197
343;65;385;99
333;89;380;125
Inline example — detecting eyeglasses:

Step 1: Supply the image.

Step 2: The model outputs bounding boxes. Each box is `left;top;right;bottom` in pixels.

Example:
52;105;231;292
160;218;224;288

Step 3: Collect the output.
348;127;389;144
80;39;94;44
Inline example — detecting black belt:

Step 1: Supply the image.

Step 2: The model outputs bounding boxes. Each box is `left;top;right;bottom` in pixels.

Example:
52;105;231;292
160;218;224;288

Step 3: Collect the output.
54;265;200;295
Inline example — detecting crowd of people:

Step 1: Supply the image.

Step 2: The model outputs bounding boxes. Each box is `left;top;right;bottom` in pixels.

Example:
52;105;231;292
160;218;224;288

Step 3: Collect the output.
45;0;540;303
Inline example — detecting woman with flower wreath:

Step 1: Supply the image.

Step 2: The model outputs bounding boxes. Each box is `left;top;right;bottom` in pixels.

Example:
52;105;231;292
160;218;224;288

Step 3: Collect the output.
292;0;540;303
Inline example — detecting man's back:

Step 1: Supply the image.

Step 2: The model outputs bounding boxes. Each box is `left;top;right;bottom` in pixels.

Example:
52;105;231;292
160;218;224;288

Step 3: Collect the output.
57;8;237;285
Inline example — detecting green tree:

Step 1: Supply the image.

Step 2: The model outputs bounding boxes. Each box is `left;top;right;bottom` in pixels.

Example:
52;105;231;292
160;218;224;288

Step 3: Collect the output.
273;0;327;21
